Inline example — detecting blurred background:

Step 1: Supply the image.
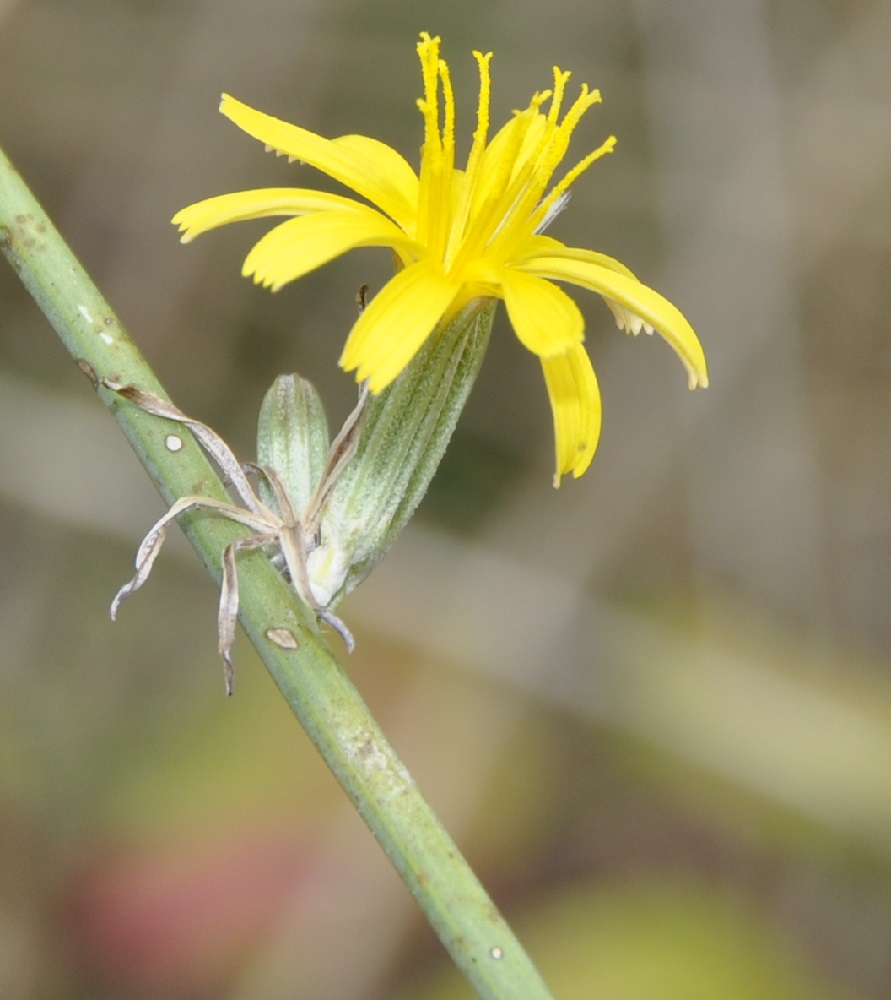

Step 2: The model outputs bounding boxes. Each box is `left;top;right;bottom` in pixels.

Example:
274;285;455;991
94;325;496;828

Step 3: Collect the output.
1;0;890;997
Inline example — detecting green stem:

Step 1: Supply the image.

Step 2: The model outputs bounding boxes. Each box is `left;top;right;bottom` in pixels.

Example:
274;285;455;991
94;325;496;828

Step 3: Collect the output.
0;145;555;999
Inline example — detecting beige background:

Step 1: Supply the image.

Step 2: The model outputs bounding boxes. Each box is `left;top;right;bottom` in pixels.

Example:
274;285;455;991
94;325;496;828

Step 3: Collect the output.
1;2;889;997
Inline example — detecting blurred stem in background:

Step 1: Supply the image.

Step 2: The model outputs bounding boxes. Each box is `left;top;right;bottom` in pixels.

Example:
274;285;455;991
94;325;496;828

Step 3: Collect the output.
0;144;556;1000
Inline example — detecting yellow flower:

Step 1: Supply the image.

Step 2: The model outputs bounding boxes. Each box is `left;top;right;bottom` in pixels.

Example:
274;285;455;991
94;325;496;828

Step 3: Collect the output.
173;33;708;485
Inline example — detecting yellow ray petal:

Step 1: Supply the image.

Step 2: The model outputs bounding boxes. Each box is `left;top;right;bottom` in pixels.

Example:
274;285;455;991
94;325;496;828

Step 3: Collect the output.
332;134;419;229
242;208;416;291
501;269;584;357
519;255;709;389
172;188;378;242
340;262;458;392
541;345;602;486
221;95;416;226
517;235;639;279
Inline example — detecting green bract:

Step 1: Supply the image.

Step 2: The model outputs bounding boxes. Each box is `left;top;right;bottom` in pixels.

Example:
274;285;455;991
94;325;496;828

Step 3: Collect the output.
257;298;496;609
256;372;329;518
312;298;495;605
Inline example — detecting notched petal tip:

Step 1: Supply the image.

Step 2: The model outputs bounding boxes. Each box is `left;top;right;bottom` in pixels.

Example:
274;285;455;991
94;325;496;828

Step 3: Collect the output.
243;265;279;292
687;366;709;390
170;206;206;244
607;300;654;337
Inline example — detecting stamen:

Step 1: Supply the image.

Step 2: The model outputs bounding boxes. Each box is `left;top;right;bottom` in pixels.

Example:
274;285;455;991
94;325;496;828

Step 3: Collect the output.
417;33;442;140
536;86;600;179
519;85;605;232
546;68;572;126
537;134;616;224
423;54;456;257
528;89;552;115
440;58;455;156
557;85;603;141
472;51;493;149
416;36;445;249
444;50;493;263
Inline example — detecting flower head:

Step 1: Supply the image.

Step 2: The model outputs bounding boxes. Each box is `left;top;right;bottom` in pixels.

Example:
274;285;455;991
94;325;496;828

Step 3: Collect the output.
173;33;707;484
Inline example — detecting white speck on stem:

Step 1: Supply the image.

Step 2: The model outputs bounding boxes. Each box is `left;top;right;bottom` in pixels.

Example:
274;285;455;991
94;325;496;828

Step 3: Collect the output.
266;627;299;649
343;723;413;802
165;434;183;452
489;946;504;961
78;303;114;343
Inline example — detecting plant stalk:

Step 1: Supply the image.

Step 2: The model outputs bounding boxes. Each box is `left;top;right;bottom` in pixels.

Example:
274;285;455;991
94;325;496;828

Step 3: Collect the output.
0;144;555;1000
